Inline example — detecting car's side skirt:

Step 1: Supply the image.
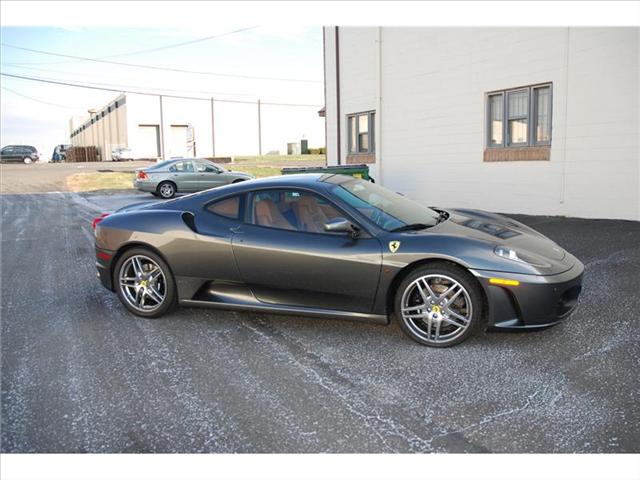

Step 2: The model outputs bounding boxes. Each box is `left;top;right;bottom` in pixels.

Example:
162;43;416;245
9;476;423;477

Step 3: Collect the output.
179;299;389;325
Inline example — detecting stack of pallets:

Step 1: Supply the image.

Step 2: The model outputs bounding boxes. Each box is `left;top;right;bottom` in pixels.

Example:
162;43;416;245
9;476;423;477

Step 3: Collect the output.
66;146;99;162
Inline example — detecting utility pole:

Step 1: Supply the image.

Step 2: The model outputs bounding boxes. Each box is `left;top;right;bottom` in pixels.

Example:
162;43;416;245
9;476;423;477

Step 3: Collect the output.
257;99;262;156
210;97;216;157
159;95;166;160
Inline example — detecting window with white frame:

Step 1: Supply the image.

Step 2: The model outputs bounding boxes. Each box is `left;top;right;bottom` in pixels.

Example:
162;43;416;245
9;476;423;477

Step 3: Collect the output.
486;84;552;148
347;111;375;154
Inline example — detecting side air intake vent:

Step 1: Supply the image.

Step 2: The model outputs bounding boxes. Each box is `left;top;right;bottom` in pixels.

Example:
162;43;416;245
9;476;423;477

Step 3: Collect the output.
182;212;198;233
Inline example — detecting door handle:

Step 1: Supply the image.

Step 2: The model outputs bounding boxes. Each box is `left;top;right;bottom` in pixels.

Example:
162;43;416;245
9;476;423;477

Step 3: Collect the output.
230;226;243;234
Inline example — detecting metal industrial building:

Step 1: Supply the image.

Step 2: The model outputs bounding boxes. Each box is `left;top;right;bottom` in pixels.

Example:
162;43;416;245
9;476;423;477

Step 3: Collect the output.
70;92;325;162
70;93;212;161
323;27;639;221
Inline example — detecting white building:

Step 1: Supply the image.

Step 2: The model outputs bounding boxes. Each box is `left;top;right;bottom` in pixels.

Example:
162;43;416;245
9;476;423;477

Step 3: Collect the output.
70;93;325;161
323;27;639;221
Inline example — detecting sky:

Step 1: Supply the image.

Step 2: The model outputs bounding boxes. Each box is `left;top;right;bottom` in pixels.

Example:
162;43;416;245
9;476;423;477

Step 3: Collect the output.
0;25;325;159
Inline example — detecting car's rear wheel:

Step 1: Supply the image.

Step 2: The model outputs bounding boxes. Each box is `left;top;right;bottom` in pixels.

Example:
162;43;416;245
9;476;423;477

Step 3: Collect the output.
157;181;176;199
114;248;176;318
394;262;483;347
23;157;33;164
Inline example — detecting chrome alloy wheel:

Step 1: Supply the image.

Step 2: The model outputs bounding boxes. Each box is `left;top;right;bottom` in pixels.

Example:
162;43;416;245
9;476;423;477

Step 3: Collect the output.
118;255;166;312
400;274;473;344
159;183;175;198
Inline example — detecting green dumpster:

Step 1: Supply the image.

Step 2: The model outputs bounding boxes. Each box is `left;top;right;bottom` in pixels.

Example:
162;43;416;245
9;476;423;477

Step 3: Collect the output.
281;164;374;182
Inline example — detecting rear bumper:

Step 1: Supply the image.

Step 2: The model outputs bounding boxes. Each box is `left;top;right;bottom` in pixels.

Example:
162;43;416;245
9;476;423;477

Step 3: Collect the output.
95;246;115;291
472;260;584;330
134;179;158;192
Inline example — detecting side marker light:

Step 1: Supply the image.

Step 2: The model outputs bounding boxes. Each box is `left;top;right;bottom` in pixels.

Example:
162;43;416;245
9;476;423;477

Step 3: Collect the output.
489;278;520;286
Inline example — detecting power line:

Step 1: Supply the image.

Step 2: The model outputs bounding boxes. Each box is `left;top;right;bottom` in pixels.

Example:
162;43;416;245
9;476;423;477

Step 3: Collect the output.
0;42;323;84
4;26;258;66
1;85;80;109
2;64;265;99
0;72;324;107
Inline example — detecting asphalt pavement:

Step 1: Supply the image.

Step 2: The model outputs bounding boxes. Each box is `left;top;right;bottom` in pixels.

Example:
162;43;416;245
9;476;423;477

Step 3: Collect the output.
1;173;639;452
0;161;152;194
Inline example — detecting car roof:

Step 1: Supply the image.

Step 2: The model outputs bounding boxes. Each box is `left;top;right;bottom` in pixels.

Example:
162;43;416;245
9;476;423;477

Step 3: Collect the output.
3;145;36;149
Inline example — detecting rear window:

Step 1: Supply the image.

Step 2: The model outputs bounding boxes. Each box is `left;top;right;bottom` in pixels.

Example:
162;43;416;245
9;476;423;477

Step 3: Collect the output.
148;160;177;171
207;196;242;220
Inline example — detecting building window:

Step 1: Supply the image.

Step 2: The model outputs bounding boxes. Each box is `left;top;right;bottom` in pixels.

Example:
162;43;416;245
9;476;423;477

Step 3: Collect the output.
507;89;528;145
533;85;552;144
486;83;552;148
488;93;504;147
347;111;375;154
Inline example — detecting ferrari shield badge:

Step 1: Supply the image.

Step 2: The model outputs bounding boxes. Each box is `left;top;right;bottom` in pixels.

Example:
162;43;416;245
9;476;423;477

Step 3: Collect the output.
388;240;401;253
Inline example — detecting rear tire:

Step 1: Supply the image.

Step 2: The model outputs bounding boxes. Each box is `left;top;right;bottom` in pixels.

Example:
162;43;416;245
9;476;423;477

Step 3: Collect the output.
113;247;177;318
157;181;176;199
394;262;484;347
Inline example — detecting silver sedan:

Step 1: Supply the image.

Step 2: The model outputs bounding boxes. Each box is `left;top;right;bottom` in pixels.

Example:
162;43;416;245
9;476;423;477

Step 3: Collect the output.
134;158;253;198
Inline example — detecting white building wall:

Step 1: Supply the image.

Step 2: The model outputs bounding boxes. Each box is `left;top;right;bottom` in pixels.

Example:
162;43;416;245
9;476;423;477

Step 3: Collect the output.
324;28;339;165
324;27;640;221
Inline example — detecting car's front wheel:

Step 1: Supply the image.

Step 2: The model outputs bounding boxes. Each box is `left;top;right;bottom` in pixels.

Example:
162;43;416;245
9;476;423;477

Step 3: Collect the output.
157;181;176;199
394;262;483;347
113;248;177;318
23;157;33;164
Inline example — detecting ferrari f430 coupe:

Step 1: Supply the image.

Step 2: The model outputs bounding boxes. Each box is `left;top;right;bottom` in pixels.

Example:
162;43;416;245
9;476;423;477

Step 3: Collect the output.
94;174;584;347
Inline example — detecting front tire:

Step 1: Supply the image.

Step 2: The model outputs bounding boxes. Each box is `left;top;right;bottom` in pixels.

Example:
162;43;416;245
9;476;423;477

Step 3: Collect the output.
394;262;483;347
23;157;33;164
157;181;176;199
113;248;177;318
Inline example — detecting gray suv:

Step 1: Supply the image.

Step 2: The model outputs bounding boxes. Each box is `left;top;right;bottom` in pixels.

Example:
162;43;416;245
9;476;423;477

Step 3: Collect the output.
0;145;40;164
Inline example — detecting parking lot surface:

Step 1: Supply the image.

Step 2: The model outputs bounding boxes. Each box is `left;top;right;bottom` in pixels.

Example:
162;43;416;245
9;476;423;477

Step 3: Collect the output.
1;167;639;452
0;161;151;194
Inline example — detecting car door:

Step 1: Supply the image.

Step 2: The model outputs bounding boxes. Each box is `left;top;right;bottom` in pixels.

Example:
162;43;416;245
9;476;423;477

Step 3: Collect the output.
230;188;383;313
1;147;17;162
169;160;199;191
194;161;226;189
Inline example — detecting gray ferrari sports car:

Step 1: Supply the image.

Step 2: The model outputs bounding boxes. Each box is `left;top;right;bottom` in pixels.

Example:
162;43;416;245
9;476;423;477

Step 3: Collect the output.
94;174;584;347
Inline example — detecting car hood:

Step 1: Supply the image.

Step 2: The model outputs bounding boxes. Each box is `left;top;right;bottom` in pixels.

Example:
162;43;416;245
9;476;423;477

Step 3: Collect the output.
436;208;565;260
401;208;576;275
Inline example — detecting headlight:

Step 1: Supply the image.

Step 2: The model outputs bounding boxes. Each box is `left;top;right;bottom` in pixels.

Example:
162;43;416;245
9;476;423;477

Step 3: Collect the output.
494;246;551;268
494;246;520;261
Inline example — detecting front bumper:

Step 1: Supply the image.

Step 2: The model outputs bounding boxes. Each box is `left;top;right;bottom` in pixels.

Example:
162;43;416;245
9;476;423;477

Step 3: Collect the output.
472;260;584;330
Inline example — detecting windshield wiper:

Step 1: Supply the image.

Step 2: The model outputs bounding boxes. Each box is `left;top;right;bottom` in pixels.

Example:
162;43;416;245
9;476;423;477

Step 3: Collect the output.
390;223;431;232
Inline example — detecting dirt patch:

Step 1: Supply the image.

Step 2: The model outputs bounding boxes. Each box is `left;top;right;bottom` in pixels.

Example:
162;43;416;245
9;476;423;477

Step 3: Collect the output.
66;172;135;192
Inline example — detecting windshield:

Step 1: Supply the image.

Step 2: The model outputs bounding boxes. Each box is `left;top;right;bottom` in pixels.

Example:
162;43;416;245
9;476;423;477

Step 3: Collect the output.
328;177;439;231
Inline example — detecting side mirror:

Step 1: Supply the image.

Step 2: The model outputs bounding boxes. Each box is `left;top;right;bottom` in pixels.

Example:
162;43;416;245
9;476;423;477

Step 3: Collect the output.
324;217;360;238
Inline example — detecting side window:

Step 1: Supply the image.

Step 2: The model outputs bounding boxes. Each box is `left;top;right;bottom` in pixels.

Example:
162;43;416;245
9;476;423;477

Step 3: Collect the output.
196;162;218;173
251;189;344;234
207;196;242;220
170;161;194;173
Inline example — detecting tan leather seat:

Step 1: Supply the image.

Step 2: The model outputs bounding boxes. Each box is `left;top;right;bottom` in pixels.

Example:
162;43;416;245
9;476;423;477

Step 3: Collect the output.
255;198;295;230
296;196;329;233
